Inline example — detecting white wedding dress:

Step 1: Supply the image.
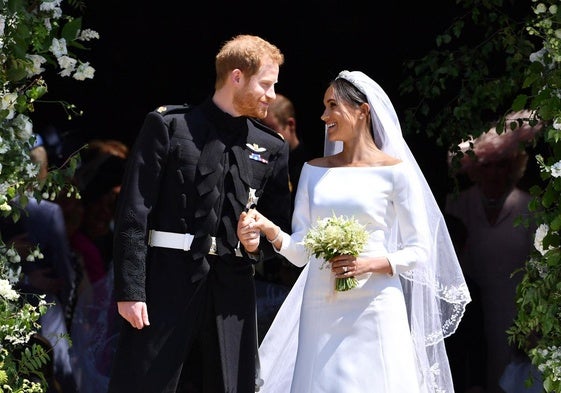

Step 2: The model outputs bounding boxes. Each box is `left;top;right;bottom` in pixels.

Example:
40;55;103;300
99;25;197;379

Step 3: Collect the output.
258;162;433;393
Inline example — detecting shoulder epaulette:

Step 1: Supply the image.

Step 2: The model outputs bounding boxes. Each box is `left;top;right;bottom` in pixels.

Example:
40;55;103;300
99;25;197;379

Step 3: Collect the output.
154;103;191;116
249;117;285;141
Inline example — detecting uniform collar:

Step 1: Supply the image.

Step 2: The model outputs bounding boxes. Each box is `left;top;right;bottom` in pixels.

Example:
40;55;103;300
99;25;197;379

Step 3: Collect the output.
200;97;248;137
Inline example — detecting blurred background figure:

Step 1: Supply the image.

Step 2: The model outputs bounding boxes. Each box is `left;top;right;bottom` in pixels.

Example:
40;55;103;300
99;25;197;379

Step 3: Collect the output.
1;136;78;393
445;111;543;393
261;93;313;288
443;213;487;393
63;139;128;393
55;139;129;291
75;139;128;275
254;94;313;340
262;93;313;209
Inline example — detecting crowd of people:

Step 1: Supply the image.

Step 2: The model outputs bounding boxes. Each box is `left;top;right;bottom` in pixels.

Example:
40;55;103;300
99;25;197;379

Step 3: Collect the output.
1;33;545;393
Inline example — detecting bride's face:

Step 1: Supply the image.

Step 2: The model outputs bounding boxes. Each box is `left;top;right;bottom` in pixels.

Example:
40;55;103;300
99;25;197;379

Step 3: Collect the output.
321;86;361;143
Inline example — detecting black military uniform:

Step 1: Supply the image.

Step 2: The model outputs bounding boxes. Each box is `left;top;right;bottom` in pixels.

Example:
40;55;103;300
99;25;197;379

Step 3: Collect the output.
108;98;291;393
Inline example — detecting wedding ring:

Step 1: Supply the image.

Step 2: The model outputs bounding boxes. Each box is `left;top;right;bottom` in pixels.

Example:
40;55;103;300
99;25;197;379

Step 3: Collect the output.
343;266;347;273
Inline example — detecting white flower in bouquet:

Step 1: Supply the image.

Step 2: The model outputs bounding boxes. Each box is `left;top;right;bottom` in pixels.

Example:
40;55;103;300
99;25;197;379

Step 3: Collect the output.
303;213;369;291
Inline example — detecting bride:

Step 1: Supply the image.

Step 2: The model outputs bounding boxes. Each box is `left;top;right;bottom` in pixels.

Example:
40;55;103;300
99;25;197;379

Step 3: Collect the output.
238;70;471;393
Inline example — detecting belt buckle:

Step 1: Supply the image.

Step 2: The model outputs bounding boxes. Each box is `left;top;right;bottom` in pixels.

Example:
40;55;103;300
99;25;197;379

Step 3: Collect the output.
209;236;217;255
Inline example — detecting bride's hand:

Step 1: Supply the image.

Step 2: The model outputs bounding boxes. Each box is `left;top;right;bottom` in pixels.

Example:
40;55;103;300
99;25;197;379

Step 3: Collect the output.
330;255;359;277
330;255;392;276
245;209;283;250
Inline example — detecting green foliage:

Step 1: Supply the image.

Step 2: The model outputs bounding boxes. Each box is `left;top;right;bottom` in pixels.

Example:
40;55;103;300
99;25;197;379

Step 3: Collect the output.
399;0;535;150
0;0;98;391
400;0;561;391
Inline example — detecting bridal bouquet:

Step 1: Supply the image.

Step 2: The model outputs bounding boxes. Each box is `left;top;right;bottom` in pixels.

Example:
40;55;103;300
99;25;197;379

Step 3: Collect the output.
303;213;369;291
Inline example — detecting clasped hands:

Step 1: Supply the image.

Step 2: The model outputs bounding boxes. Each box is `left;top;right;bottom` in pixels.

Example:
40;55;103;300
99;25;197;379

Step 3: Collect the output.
237;209;262;254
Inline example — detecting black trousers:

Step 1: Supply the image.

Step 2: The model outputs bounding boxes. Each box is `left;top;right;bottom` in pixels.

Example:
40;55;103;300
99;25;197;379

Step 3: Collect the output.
108;255;256;393
178;278;224;393
181;257;257;393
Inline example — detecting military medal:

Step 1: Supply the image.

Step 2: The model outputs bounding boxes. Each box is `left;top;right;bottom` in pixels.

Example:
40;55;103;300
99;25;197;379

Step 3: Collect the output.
245;187;259;211
247;143;268;163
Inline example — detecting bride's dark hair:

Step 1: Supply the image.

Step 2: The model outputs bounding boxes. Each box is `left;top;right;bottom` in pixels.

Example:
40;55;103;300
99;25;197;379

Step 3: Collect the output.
330;77;367;108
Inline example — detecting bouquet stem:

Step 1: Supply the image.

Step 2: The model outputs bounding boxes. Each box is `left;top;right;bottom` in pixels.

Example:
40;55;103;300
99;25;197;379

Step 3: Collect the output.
336;276;359;291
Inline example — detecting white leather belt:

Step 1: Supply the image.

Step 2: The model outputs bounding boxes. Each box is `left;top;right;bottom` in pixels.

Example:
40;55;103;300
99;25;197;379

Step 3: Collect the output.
148;230;242;257
148;230;216;254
